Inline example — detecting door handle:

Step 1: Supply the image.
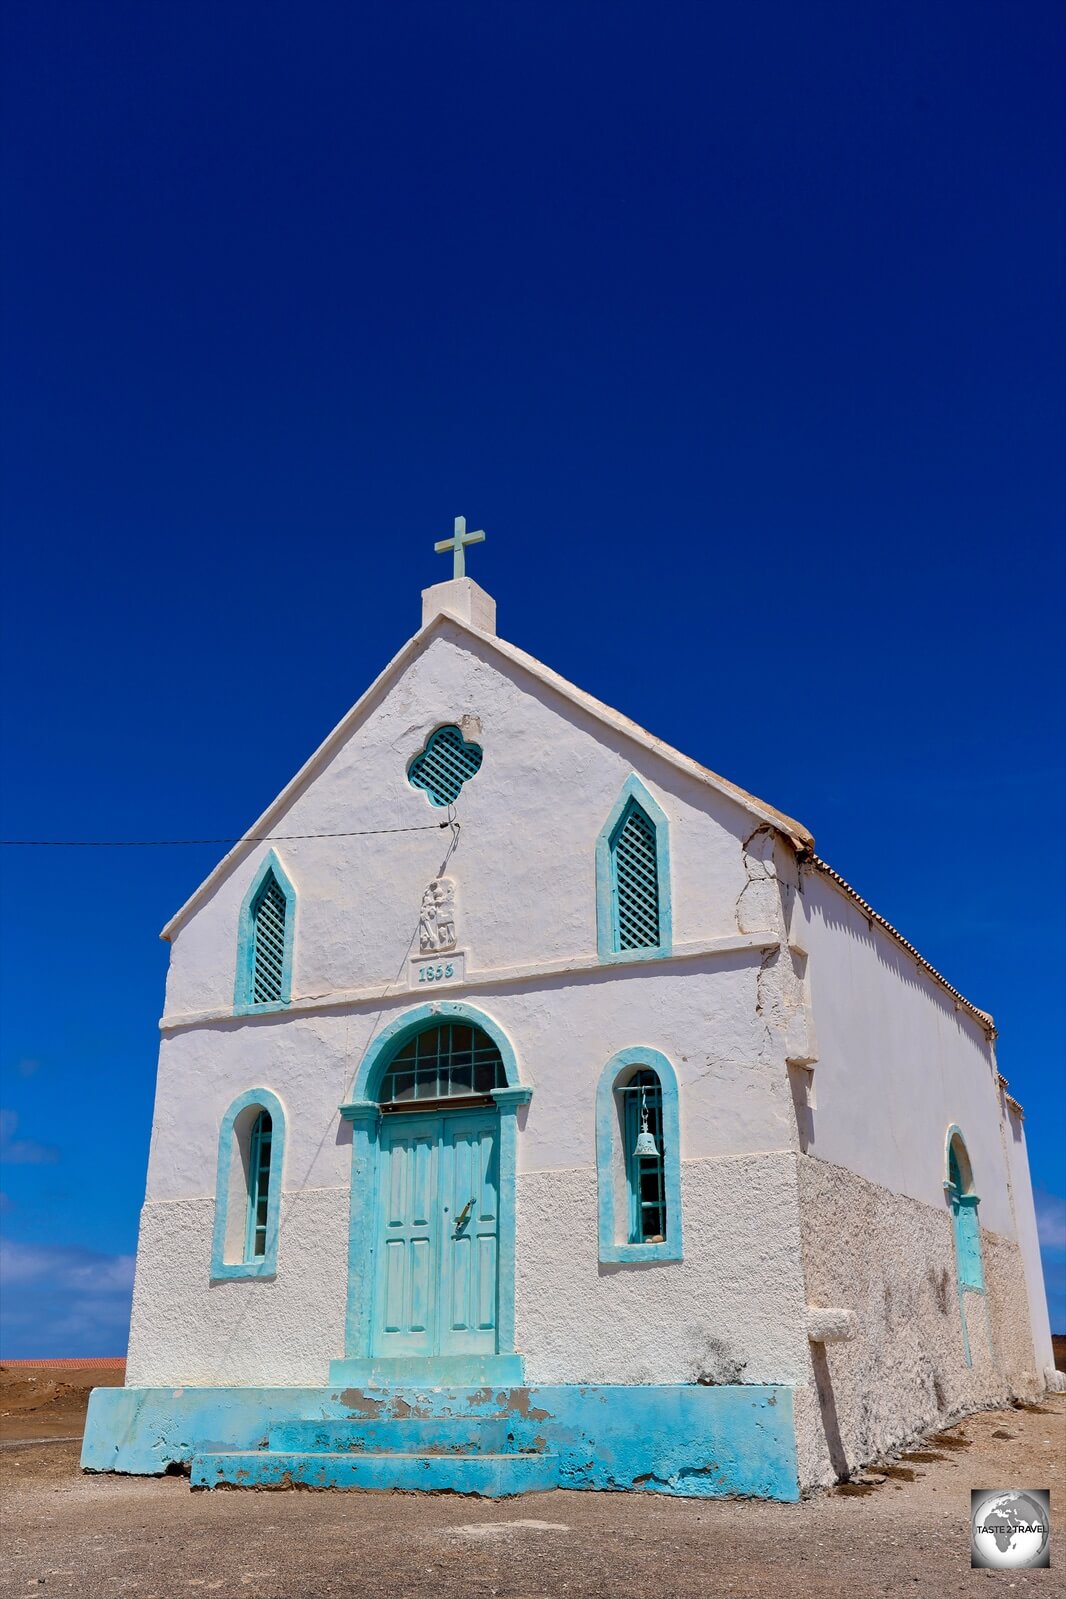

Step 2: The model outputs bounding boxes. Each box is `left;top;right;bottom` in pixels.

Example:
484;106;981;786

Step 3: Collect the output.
455;1197;475;1229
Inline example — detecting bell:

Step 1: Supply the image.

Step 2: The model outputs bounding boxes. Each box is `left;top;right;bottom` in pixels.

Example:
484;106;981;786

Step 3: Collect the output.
633;1088;660;1159
634;1125;659;1158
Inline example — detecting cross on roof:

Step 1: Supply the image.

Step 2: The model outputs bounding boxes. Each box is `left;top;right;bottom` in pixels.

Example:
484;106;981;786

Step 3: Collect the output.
434;515;485;580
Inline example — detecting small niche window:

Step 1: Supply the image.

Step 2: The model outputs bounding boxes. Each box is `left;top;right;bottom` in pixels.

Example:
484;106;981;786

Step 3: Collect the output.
379;1022;505;1106
245;1110;273;1260
947;1129;984;1292
620;1070;666;1243
211;1088;285;1280
235;851;295;1014
595;1047;682;1263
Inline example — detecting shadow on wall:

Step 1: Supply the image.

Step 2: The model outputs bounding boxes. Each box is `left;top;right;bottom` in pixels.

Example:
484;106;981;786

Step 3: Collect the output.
788;1063;815;1154
810;1342;849;1482
807;872;989;1046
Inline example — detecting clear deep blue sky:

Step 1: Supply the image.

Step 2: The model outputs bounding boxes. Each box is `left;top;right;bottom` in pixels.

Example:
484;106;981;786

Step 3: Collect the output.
1;2;1063;1356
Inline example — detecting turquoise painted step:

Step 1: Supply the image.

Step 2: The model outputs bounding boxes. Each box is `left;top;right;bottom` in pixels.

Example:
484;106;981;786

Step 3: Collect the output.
191;1449;559;1496
269;1417;537;1454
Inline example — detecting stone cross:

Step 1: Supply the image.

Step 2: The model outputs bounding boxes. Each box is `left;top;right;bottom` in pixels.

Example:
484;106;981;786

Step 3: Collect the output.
434;515;486;580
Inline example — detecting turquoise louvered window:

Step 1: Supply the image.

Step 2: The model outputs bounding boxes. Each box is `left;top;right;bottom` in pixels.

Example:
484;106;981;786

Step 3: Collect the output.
408;725;483;807
251;872;287;1004
611;799;661;951
245;1110;273;1260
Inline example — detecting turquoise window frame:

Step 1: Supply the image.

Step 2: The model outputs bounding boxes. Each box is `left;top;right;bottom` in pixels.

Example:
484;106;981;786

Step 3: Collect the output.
337;1001;531;1371
211;1087;286;1281
595;775;672;963
596;1046;682;1264
945;1124;985;1293
234;850;296;1016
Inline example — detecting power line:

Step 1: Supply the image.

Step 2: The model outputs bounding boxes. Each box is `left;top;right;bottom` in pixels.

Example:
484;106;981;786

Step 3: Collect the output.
0;823;453;847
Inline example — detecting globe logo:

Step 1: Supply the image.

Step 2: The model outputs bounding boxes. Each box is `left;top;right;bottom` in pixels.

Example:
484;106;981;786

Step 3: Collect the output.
970;1489;1050;1569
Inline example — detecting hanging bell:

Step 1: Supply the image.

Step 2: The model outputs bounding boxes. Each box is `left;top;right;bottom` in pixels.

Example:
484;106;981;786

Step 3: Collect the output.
634;1124;659;1158
633;1088;660;1159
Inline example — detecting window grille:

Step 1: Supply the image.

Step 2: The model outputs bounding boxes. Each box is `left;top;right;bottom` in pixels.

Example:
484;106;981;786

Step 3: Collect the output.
379;1022;505;1104
408;725;483;807
245;1110;273;1260
620;1070;666;1243
612;800;661;950
251;873;287;1004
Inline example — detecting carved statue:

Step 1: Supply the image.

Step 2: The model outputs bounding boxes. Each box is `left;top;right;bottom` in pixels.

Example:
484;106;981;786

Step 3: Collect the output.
418;878;457;952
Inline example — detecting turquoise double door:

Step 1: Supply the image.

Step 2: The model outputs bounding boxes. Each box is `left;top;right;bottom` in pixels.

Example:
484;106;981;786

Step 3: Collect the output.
373;1108;500;1359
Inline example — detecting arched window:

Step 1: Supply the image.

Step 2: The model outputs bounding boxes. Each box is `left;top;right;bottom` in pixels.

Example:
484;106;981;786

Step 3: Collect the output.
211;1089;286;1279
946;1126;984;1292
234;851;296;1013
622;1069;666;1243
596;1047;682;1263
596;776;672;962
378;1022;506;1105
245;1109;273;1259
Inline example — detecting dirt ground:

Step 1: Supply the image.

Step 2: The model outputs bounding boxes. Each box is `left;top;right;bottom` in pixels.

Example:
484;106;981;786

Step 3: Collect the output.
1;1365;1064;1599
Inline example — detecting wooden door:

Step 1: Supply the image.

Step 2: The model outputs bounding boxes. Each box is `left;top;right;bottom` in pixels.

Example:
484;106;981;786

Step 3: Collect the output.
373;1108;500;1359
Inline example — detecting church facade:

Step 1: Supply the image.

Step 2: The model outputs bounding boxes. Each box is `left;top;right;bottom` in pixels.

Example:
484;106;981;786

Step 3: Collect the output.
83;555;1057;1498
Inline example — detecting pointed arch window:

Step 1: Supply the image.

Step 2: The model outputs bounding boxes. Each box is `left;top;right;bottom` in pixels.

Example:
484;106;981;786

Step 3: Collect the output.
234;851;296;1014
596;1047;682;1263
596;776;672;961
211;1089;286;1279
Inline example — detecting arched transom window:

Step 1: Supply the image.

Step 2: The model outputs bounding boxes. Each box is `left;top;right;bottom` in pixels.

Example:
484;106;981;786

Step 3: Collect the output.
379;1022;506;1105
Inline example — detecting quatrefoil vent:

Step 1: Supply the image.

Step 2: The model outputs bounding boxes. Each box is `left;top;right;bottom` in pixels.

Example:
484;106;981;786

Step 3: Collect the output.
408;724;484;807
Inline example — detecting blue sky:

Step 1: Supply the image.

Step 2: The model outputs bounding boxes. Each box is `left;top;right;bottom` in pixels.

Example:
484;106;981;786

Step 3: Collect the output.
1;2;1063;1355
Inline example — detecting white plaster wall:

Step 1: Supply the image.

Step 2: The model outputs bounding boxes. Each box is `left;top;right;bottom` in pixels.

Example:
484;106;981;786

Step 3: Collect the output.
144;963;798;1208
162;624;757;1021
131;958;813;1385
999;1094;1055;1378
126;1149;812;1389
516;1153;810;1386
794;1154;1042;1487
126;1188;349;1387
799;868;1015;1235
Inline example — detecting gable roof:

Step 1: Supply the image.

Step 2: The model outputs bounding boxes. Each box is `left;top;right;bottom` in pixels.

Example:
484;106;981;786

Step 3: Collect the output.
157;609;996;1040
160;609;813;942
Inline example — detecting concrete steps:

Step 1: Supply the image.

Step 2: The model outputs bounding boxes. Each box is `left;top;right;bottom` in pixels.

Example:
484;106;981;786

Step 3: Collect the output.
267;1416;537;1455
191;1448;559;1496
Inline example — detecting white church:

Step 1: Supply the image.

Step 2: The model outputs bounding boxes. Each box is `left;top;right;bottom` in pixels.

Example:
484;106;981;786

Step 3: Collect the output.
83;521;1058;1498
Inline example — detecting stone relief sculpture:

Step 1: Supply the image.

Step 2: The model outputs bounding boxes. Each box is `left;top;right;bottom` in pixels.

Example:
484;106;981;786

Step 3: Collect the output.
418;878;457;952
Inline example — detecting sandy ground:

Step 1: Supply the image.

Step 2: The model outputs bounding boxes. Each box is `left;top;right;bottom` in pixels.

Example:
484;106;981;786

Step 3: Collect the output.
0;1365;1063;1598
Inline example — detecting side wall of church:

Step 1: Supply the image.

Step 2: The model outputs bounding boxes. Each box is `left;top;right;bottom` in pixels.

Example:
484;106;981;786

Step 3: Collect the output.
792;1155;1042;1488
788;866;1054;1484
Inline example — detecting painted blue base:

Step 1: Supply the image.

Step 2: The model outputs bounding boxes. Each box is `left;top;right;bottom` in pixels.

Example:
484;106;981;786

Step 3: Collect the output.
327;1354;525;1386
192;1449;559;1496
81;1382;800;1500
